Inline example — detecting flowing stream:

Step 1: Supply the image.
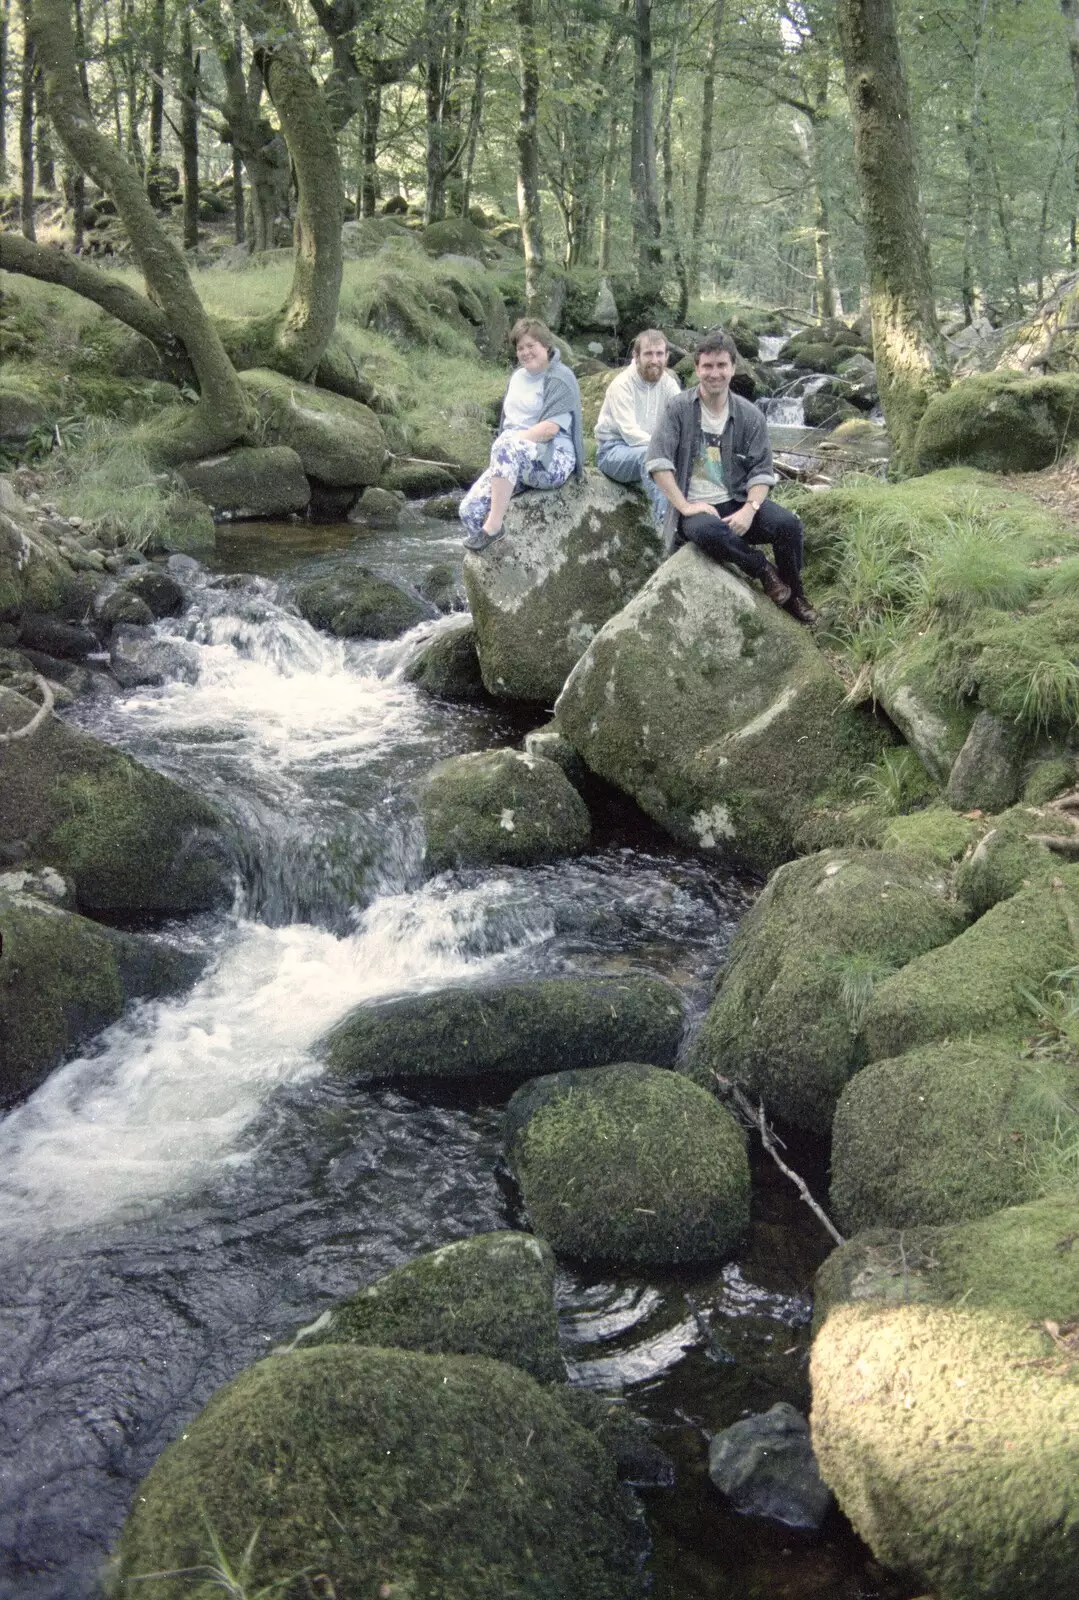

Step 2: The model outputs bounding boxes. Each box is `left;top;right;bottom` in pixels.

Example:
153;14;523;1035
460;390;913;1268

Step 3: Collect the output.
0;511;912;1600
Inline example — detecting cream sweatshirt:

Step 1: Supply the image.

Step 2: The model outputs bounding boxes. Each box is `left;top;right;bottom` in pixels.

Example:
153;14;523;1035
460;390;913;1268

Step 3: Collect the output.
594;364;682;448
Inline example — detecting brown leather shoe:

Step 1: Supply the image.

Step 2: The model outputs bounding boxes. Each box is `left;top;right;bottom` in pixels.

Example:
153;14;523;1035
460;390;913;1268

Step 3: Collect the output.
759;563;792;607
786;593;820;627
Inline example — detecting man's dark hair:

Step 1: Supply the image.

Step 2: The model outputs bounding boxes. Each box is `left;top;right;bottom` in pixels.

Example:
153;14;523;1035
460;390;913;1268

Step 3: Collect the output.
509;317;557;354
632;327;669;357
694;330;738;363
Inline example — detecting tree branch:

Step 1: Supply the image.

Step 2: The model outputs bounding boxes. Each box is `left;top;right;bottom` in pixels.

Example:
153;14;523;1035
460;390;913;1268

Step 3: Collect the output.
712;1071;846;1247
0;229;181;354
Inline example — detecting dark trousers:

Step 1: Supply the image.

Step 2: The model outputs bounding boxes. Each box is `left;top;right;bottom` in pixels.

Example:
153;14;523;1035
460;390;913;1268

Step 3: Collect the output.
676;499;805;595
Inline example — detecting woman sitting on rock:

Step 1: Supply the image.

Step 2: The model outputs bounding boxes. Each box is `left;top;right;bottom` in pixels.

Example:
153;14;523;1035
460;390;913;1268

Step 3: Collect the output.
459;318;584;551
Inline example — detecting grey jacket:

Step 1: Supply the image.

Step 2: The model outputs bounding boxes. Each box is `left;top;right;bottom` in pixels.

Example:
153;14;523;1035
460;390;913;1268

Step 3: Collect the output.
499;351;585;480
645;387;777;552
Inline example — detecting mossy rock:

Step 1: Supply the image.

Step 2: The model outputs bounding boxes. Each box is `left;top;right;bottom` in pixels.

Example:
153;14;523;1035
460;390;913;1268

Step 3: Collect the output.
323;972;685;1085
811;1194;1079;1596
113;1344;643;1600
463;471;664;704
0;886;201;1106
422;218;489;260
404;619;487;702
0;479;78;620
419;748;591;871
504;1062;750;1267
810;1294;1079;1599
382;459;462;496
175;446;310;519
914;372;1079;473
830;1037;1079;1231
881;805;980;866
238;368;387;488
577;368;618;437
295;568;431;640
870;637;977;785
405;408;495;485
945;709;1023;812
859;866;1079;1062
1024;757;1076;805
301;1231;564;1383
685;849;967;1133
787;342;851;375
954;804;1072;916
0;687;232;917
151;492;216;555
554;546;890;875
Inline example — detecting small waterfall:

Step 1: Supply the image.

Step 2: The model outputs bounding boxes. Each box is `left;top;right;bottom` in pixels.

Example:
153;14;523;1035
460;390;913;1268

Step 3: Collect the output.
758;334;787;363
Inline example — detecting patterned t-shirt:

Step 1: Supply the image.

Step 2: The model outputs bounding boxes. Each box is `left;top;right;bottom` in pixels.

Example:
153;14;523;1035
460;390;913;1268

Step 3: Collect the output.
687;399;730;503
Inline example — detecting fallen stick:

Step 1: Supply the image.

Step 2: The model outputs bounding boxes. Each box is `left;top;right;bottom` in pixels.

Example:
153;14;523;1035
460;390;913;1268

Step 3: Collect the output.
712;1071;846;1247
0;674;55;744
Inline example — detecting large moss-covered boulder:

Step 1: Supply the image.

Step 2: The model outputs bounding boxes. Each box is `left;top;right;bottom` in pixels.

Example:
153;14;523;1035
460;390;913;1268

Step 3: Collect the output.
685;850;967;1133
419;747;590;870
0;879;201;1106
859;866;1079;1062
554;546;888;873
404;618;487;701
954;803;1074;916
238;368;388;488
0;688;232;917
870;637;976;784
0;477;78;620
422;217;489;260
464;471;664;704
810;1195;1079;1600
296;568;431;640
324;972;685;1084
945;709;1023;811
914;372;1079;473
175;445;310;518
504;1062;749;1266
113;1345;644;1600
830;1037;1078;1231
301;1231;563;1382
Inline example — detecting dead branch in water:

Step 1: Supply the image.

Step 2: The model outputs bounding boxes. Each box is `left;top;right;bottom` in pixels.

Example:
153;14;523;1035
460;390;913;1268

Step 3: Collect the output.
712;1071;846;1247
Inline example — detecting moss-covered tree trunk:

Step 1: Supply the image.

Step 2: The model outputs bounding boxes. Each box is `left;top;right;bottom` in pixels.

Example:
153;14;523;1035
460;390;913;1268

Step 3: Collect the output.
630;0;662;288
29;0;252;460
688;0;724;295
835;0;948;473
19;0;35;240
180;12;199;250
515;0;546;311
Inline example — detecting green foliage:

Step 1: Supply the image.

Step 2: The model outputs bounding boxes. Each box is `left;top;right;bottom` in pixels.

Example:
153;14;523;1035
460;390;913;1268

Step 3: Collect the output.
39;422;182;553
854;747;934;815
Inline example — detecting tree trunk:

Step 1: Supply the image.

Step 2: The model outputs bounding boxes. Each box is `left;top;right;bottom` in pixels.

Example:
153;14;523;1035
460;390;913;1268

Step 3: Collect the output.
34;56;52;187
19;2;34;238
232;147;244;242
424;0;448;222
460;41;485;214
359;74;380;216
660;11;688;320
835;0;947;473
630;0;662;287
598;102;619;272
515;0;545;309
147;0;166;203
689;0;724;294
29;0;252;459
180;13;199;250
0;0;9;179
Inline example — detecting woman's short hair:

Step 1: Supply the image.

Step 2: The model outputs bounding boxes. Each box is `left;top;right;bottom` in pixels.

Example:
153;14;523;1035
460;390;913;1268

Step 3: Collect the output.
509;317;557;354
695;330;738;362
632;328;668;356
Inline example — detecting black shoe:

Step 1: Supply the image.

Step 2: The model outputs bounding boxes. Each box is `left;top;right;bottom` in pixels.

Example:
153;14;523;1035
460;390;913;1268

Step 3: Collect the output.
759;563;792;607
786;593;820;627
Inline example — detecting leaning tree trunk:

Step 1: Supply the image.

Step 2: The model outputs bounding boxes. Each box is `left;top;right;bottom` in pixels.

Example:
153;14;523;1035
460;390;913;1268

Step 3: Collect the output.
28;0;252;459
515;0;546;311
19;1;34;238
835;0;947;474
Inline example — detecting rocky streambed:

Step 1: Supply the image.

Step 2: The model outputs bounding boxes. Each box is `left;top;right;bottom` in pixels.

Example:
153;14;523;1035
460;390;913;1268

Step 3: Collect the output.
0;502;927;1600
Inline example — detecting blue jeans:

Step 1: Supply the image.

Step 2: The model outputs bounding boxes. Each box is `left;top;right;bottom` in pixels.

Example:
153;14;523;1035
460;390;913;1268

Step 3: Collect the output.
596;439;668;528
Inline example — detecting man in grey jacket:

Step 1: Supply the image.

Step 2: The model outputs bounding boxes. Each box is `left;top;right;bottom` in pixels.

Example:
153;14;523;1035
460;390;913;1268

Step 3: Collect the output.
645;331;818;625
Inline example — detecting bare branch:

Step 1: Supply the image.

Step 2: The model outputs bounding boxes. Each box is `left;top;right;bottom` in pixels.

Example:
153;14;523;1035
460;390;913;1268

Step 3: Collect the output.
712;1072;846;1247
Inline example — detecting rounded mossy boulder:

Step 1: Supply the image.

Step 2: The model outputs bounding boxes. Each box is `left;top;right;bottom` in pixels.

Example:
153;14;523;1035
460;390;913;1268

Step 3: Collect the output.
811;1194;1079;1598
810;1297;1079;1600
859;865;1079;1063
0;885;202;1106
0;687;232;917
175;445;311;519
881;805;980;865
914;372;1079;473
419;748;590;870
238;367;388;488
324;972;685;1084
113;1345;643;1600
462;470;663;705
301;1231;563;1383
295;568;432;640
830;1037;1078;1232
421;217;489;260
954;803;1074;916
553;545;890;875
504;1062;749;1266
685;850;967;1133
404;618;487;702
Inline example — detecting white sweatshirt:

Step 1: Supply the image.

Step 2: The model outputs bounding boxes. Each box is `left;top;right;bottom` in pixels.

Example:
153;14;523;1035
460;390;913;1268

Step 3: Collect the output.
595;364;682;448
